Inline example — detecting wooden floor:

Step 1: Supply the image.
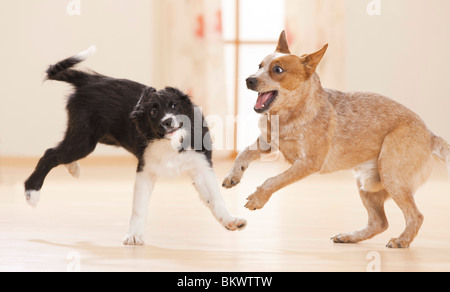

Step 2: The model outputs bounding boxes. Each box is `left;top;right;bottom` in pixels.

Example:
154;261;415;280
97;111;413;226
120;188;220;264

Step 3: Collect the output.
1;156;450;272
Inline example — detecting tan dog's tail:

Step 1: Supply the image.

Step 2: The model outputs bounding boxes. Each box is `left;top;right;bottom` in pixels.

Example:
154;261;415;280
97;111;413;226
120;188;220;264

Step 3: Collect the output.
432;135;450;178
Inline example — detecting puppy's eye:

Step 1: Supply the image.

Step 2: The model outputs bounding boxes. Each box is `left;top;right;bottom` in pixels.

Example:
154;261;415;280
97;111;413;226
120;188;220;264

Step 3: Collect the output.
150;108;158;116
170;103;177;109
273;66;284;74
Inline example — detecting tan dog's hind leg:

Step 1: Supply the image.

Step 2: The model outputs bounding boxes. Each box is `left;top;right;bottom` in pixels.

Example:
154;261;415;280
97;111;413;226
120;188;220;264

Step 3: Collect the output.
332;184;389;244
386;192;424;248
379;126;433;248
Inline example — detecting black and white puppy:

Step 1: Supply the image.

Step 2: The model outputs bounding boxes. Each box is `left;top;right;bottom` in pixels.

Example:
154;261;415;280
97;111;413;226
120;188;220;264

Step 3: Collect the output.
24;46;246;245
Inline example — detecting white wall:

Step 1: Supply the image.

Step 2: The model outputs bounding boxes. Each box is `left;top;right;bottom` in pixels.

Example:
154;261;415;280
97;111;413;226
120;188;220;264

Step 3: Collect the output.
0;0;155;157
344;0;450;141
1;0;450;157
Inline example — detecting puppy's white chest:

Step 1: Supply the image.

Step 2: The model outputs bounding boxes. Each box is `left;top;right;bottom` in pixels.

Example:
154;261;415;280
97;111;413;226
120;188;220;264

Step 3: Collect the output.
143;140;209;178
143;140;183;177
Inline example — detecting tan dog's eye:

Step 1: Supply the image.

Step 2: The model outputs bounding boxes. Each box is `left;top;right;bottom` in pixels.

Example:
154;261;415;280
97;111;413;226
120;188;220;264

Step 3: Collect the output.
273;66;284;74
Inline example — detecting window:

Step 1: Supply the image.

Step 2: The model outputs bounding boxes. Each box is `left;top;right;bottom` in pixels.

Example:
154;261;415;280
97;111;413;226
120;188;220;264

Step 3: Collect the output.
221;0;285;151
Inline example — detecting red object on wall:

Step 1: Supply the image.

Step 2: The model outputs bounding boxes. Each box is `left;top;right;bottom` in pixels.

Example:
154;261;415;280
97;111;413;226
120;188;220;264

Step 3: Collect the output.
195;14;205;38
215;10;222;34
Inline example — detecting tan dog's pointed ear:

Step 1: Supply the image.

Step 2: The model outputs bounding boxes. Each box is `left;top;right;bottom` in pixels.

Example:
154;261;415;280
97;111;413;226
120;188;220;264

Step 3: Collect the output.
276;30;291;54
302;44;328;76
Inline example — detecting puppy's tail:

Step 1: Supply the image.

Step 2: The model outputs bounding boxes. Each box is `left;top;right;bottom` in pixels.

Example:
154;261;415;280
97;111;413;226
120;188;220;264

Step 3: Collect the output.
432;135;450;178
45;45;97;86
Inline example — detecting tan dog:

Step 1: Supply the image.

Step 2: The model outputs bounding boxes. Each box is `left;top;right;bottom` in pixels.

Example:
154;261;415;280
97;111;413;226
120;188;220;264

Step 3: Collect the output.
223;31;450;248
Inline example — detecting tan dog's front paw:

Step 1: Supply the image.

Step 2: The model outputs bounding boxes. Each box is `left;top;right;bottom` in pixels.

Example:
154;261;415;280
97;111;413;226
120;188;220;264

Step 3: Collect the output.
245;189;271;211
222;171;243;189
331;233;356;244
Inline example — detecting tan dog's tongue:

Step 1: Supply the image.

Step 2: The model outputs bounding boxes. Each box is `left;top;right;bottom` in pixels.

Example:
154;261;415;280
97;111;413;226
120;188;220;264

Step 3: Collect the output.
255;92;274;109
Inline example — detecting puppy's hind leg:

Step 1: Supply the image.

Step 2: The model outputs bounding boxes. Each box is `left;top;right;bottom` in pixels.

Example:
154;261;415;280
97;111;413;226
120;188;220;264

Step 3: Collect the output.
24;134;97;207
191;168;247;231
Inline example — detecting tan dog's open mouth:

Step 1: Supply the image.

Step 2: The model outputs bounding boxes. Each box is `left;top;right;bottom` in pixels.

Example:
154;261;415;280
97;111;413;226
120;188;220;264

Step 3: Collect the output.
254;91;278;113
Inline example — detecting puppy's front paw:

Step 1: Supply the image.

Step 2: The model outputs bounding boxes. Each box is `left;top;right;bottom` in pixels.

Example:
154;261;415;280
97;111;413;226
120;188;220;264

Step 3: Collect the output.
222;171;243;189
224;217;247;231
123;234;145;246
245;188;271;211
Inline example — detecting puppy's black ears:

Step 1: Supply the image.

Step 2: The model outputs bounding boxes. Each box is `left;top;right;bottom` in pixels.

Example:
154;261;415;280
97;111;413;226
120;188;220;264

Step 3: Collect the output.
276;30;291;54
130;106;143;123
164;87;189;101
134;87;157;108
130;87;156;128
140;87;157;102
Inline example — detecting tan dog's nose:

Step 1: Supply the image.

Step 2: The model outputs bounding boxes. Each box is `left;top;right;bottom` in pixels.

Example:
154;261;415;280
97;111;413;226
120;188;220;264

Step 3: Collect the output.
246;77;258;90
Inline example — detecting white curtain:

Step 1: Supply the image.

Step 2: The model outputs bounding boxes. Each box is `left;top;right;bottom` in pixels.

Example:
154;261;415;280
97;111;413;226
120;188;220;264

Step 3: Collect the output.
153;0;227;118
285;0;346;90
